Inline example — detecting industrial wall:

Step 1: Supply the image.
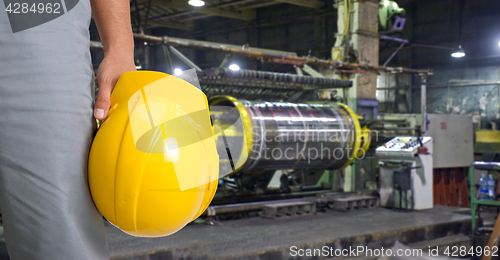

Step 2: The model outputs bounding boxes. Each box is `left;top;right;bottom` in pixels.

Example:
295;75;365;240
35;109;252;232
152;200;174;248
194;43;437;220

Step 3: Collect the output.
379;0;500;128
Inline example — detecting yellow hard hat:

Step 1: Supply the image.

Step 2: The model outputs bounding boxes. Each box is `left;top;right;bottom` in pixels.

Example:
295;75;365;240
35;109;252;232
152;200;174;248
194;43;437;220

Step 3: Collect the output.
88;71;219;237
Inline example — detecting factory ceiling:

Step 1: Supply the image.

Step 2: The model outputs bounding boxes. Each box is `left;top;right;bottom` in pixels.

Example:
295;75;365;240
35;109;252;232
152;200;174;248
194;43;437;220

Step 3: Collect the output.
131;0;329;31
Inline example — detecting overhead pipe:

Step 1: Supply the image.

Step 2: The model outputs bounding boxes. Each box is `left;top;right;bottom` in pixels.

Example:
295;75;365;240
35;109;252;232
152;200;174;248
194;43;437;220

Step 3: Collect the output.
132;33;433;75
92;36;432;75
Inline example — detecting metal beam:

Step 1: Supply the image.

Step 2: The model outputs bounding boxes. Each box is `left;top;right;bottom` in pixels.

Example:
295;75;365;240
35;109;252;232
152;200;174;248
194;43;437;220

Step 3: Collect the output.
382;41;405;67
295;66;303;76
179;14;211;22
169;46;202;71
140;34;298;57
147;20;194;30
302;64;324;77
377;80;500;90
199;7;255;20
421;75;427;135
151;0;256;21
152;5;175;15
275;0;323;9
215;0;260;8
235;1;278;10
187;8;335;37
380;35;409;44
133;33;432;75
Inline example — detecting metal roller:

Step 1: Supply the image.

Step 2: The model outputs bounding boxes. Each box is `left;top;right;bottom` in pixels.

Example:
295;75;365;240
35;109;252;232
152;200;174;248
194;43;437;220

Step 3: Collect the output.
210;96;371;175
201;68;353;89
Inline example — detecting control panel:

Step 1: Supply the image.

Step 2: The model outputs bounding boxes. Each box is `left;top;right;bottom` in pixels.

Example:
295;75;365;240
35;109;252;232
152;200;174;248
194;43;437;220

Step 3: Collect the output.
376;136;432;158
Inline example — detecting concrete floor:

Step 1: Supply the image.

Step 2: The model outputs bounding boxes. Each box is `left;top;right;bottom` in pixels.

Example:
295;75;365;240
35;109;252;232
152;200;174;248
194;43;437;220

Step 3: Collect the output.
107;205;471;260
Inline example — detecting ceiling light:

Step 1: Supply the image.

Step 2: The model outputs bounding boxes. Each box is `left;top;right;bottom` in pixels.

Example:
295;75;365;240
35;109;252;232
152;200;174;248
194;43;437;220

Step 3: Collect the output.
229;64;240;71
451;45;465;58
174;68;183;75
188;0;205;7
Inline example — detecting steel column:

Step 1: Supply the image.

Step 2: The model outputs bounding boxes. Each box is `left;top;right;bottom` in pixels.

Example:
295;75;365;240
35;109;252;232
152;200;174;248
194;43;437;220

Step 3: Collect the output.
421;75;427;135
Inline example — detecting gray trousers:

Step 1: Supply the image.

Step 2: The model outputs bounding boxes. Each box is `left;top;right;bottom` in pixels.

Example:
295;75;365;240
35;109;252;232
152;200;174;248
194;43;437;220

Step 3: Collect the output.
0;1;109;259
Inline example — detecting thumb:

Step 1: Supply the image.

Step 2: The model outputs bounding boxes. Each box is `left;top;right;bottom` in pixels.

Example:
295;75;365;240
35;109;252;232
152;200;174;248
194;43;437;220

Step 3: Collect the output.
94;81;113;120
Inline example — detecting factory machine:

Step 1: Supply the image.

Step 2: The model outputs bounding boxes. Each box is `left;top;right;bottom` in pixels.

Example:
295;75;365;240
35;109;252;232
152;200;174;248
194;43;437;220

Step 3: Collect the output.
208;95;371;203
192;68;373;203
376;136;433;210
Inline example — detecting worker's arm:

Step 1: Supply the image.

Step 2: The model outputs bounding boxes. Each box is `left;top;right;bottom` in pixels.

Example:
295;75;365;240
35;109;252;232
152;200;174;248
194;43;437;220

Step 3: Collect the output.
90;0;136;120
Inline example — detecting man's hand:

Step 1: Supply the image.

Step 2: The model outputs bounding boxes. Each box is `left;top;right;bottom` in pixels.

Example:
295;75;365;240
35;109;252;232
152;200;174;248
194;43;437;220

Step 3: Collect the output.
94;55;136;120
91;0;135;120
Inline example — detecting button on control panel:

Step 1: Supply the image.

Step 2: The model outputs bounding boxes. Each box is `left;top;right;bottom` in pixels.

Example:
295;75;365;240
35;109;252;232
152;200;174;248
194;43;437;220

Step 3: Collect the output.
383;137;419;150
376;136;432;158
